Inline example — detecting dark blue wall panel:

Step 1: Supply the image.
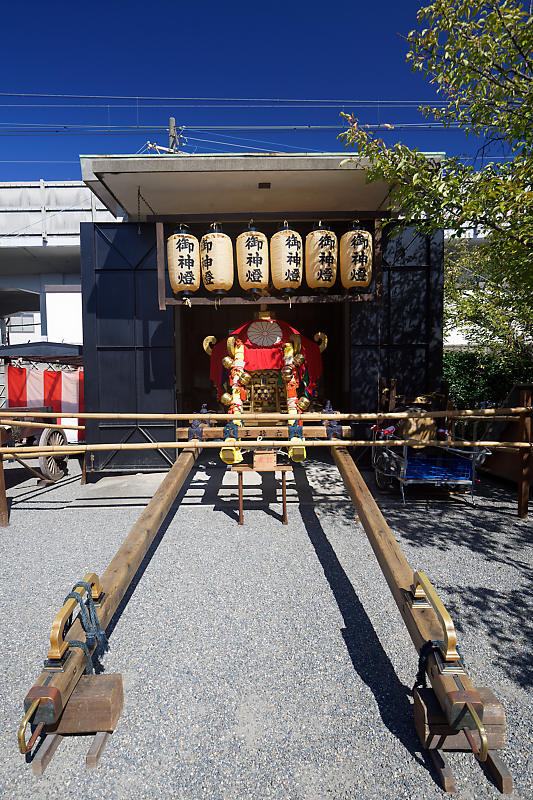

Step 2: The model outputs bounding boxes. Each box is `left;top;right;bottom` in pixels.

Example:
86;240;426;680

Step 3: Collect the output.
81;222;175;471
350;226;443;411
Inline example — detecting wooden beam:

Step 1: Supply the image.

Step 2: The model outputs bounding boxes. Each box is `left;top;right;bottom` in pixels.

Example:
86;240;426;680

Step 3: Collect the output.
147;211;391;223
156;222;167;312
175;425;352;440
518;387;532;519
22;448;197;726
0;457;8;527
162;293;378;307
332;446;490;729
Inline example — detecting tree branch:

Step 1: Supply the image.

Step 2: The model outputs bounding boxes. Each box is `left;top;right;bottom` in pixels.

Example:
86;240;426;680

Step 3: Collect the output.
491;1;533;71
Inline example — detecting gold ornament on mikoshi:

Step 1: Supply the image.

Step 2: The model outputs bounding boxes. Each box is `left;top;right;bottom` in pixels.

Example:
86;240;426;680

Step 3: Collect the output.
236;223;269;295
340;225;373;290
270;222;303;293
166;226;200;296
305;224;337;290
200;223;234;294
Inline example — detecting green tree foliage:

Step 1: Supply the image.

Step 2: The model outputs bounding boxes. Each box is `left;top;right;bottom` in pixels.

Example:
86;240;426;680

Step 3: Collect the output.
340;0;533;304
442;349;533;408
445;239;532;358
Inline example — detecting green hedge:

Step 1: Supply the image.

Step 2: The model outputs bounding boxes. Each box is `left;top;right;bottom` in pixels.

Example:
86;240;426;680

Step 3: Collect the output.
442;350;533;408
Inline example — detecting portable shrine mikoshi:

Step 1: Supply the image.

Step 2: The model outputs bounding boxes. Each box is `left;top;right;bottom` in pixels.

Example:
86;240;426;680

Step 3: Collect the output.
8;166;531;792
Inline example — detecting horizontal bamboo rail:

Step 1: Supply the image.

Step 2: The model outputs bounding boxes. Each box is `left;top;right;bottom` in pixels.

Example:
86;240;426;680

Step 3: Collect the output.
1;439;531;460
0;419;84;431
0;408;529;422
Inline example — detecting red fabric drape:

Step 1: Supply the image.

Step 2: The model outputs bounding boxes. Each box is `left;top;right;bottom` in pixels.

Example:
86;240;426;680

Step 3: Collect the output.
209;319;322;399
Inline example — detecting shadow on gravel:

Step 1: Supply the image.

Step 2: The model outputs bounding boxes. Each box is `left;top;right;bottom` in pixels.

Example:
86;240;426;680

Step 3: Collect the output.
442;584;533;690
193;458;286;524
293;465;432;776
302;455;532;689
304;454;531;580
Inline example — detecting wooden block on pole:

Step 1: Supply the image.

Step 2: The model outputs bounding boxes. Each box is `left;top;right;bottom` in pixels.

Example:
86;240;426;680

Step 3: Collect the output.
0;456;8;527
414;687;506;751
45;674;123;735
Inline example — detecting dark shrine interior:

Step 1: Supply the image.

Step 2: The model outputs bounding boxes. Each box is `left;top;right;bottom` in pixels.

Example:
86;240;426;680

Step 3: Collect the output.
176;302;349;414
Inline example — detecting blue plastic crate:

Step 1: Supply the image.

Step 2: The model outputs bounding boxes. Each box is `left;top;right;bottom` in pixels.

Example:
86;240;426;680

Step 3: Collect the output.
404;455;473;482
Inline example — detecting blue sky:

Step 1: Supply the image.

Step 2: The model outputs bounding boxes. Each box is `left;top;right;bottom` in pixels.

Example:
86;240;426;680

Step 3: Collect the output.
0;0;500;181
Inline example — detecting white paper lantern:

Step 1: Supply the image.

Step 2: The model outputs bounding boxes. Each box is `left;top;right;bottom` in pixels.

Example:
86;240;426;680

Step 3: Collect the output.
340;224;373;290
200;223;234;294
236;223;269;295
271;222;303;293
166;225;200;296
305;224;337;290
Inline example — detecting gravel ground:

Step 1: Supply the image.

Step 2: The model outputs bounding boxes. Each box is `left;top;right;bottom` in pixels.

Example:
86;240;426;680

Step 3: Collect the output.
0;452;531;800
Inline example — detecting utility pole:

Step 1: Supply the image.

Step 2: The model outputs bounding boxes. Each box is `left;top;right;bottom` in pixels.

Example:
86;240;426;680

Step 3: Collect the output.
169;117;177;152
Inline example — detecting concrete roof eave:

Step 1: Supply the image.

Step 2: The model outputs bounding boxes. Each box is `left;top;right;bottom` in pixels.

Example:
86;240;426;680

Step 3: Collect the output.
79;152;444;221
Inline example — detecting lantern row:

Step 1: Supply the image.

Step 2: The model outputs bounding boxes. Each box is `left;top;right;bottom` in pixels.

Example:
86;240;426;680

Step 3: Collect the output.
167;221;373;297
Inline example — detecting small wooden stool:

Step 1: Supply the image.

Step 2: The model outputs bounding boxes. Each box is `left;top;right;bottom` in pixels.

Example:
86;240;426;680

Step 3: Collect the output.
231;453;292;525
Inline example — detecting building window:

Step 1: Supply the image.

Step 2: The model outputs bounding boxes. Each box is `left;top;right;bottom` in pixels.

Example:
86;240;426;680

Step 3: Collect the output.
9;313;35;334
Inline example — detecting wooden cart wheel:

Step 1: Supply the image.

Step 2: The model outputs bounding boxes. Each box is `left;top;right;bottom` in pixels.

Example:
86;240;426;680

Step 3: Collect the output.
38;428;68;481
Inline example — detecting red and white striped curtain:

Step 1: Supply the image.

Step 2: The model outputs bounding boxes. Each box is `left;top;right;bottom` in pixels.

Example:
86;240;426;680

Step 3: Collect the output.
7;366;85;442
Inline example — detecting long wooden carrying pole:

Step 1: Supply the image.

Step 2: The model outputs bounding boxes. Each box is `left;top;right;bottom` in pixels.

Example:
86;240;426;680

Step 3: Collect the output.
22;448;197;727
332;446;489;731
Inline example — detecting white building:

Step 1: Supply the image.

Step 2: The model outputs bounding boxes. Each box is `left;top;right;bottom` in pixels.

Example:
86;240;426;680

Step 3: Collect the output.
0;180;116;346
0;180;117;405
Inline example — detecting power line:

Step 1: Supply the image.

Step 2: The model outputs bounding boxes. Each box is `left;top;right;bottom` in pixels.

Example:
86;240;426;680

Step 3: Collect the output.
0;91;450;103
0;123;463;134
0;102;451;110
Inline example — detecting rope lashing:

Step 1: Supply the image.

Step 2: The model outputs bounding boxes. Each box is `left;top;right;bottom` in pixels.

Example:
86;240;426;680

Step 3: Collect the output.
68;640;94;675
223;420;240;439
288;422;303;439
63;580;109;666
412;640;437;693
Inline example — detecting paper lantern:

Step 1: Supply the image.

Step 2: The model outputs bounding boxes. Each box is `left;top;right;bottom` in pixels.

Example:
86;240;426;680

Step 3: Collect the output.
270;221;303;293
200;223;234;294
166;225;200;296
305;223;337;291
340;223;373;290
236;222;269;295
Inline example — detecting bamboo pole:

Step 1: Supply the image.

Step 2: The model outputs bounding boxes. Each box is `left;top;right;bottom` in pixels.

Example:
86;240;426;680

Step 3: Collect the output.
2;439;531;460
0;409;529;422
0;419;84;431
21;448;198;728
